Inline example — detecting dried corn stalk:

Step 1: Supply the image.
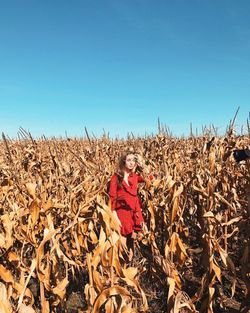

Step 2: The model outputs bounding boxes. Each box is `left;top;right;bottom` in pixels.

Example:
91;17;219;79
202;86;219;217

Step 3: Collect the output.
0;133;248;312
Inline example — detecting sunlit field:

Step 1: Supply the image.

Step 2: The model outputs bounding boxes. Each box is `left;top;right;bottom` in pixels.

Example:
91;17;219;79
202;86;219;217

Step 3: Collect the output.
0;128;249;313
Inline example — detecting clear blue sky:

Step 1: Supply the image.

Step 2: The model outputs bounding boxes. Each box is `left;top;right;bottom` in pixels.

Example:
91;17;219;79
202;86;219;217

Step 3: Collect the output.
0;0;249;138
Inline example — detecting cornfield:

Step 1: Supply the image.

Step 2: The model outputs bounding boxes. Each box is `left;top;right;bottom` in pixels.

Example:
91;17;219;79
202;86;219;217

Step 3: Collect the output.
0;129;249;313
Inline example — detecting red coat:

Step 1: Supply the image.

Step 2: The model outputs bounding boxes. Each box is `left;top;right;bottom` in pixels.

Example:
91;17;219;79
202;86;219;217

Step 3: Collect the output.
109;173;144;236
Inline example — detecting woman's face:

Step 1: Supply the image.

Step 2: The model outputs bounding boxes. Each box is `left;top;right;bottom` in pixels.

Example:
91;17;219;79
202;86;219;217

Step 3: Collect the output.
124;154;136;172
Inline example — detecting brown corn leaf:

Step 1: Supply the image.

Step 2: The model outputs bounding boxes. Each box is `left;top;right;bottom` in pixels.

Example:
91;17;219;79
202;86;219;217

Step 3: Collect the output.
92;286;132;313
0;214;14;250
0;264;14;283
52;276;69;299
18;303;36;313
0;281;12;313
26;182;37;198
171;184;183;223
7;251;19;262
211;260;222;283
17;258;37;309
208;286;215;313
29;200;40;228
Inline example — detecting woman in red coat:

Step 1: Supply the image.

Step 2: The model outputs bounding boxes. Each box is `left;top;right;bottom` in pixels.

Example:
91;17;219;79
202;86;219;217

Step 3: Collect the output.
109;151;147;260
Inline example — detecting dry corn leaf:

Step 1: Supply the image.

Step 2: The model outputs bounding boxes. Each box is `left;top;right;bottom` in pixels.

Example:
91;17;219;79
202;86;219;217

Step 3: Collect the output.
7;251;19;262
209;148;216;172
43;196;53;211
26;183;37;198
147;201;155;231
17;258;37;310
0;264;14;283
92;286;132;313
208;286;215;313
211;260;222;283
172;291;198;313
216;244;236;296
0;214;14;250
171;184;183;224
167;277;176;303
29;200;40;228
0;282;12;313
0;233;5;248
122;266;148;311
84;283;98;307
121;303;138;313
18;303;36;313
40;281;50;313
203;211;215;218
52;276;69;299
221;216;241;226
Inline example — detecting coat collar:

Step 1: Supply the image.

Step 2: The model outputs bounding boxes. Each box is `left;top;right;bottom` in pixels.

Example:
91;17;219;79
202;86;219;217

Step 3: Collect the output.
121;173;137;195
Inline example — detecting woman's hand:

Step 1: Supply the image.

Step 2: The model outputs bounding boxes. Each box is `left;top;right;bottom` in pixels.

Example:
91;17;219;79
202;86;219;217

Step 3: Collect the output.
147;174;154;181
131;231;137;239
144;174;154;188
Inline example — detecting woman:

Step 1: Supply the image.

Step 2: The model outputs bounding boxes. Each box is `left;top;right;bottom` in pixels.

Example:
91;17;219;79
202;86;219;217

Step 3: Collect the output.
109;151;148;260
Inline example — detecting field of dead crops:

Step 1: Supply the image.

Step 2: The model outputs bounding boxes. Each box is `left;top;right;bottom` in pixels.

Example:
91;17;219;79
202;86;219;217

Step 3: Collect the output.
0;132;249;313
